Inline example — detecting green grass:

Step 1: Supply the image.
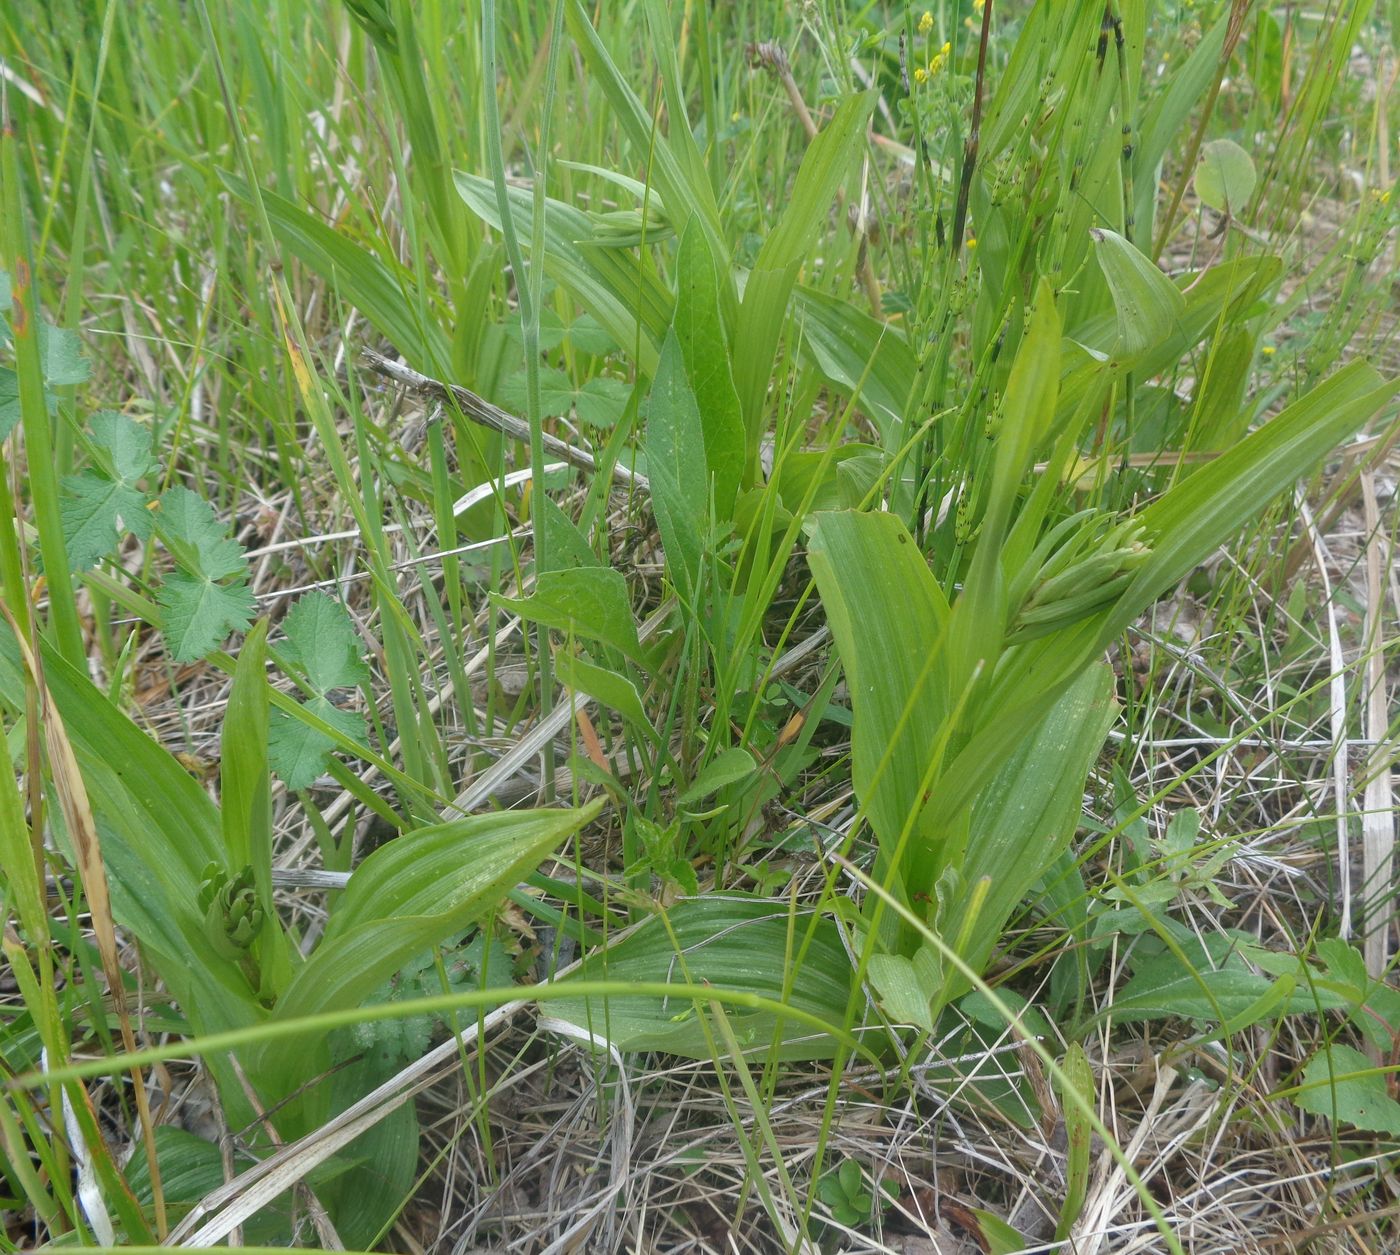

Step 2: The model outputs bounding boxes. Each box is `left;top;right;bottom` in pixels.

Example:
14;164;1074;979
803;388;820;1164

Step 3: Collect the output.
3;0;1400;1250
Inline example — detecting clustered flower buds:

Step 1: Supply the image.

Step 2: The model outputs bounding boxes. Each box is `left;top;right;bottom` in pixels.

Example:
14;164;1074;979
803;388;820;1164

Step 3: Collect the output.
199;863;266;964
1009;512;1152;640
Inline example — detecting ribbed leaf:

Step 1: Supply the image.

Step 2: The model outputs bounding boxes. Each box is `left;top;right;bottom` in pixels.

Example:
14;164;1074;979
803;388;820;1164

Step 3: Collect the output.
794;286;915;448
807;510;951;896
673;220;744;515
265;801;603;1058
1091;228;1186;359
553;896;854;1060
646;330;708;601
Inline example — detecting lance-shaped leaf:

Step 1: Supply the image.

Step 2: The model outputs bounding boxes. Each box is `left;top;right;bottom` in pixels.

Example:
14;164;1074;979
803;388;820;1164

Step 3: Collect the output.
261;801;604;1056
645;329;708;601
1091;227;1185;359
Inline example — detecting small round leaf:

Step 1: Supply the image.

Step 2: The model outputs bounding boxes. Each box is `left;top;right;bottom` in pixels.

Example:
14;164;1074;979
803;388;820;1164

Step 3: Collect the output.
1194;139;1256;215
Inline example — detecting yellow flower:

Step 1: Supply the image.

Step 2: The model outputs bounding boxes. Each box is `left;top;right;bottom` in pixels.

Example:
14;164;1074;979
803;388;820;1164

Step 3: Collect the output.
974;0;985;9
941;40;952;54
1261;345;1276;356
918;10;933;33
966;235;978;247
914;65;928;83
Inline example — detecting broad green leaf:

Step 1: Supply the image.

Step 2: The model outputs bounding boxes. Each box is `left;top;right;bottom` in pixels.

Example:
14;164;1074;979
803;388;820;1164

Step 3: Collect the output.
1110;958;1272;1024
732;92;877;448
536;495;600;572
673;220;744;515
569;314;616;357
123;1127;228;1227
1133;13;1230;235
794;286;915;448
494;567;643;661
271;802;604;1029
268;594;368;789
949;280;1061;683
0;366;17;438
1110;942;1346;1027
645;329;708;601
1091;228;1185;359
932;362;1396;830
1187;326;1256;451
82;409;157;482
807;510;950;896
61;411;157;568
678;747;757;805
554;651;658;744
1195;138;1257;216
972;1210;1029;1255
553;896;854;1060
317;1063;418;1249
499;369;630;428
0;625;262;1131
1113;363;1398;647
1295;1045;1400;1135
61;470;154;571
1061;255;1281;410
220;173;450;369
945;666;1116;978
867;953;934;1031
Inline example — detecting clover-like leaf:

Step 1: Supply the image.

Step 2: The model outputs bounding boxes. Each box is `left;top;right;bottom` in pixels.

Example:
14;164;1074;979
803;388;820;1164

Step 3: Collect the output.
60;413;158;569
158;485;249;580
268;593;370;789
269;699;365;791
158;570;255;662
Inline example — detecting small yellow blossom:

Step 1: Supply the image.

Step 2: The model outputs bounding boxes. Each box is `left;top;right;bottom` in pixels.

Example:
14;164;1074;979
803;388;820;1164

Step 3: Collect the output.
1261;345;1276;356
918;10;933;33
964;15;974;28
974;0;986;9
914;65;928;83
966;235;978;248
